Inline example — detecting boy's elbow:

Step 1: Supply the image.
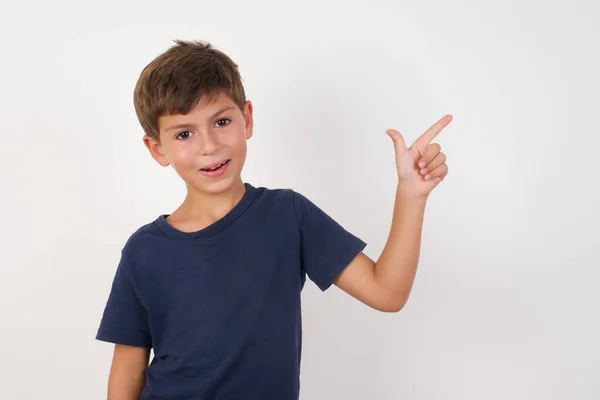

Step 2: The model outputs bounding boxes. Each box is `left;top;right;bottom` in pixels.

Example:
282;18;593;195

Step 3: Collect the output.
375;295;409;313
380;302;405;313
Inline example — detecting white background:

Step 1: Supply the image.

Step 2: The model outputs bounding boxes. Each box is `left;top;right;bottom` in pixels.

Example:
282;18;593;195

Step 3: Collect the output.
1;0;599;399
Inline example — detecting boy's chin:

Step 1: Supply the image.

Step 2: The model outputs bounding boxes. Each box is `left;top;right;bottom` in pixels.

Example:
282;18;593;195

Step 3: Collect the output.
185;174;243;196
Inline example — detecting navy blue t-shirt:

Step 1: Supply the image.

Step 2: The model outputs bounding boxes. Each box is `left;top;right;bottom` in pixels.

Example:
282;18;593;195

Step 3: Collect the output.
96;183;366;399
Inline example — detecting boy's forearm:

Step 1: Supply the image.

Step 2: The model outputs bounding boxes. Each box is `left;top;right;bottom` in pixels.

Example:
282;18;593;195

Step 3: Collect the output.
374;183;428;310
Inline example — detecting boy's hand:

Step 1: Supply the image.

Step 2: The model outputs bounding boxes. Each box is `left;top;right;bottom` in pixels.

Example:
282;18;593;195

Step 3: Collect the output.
385;114;452;199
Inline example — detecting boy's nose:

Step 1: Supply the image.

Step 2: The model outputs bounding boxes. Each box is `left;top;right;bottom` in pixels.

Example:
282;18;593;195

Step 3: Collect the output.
200;130;220;155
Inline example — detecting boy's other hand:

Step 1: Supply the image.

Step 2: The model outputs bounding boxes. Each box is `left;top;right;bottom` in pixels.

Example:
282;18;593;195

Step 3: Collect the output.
385;114;452;199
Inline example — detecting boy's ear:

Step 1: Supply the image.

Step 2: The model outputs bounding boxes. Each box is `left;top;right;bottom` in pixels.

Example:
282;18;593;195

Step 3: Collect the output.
143;135;170;167
243;100;254;140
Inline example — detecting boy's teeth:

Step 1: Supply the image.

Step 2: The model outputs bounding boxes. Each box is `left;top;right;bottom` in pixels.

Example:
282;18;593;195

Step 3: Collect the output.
203;160;227;171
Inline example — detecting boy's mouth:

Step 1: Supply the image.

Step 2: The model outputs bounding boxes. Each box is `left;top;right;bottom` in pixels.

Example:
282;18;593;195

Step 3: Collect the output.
200;159;230;172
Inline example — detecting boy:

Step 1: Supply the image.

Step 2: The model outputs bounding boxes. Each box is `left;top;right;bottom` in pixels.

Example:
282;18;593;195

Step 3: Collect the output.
96;39;451;400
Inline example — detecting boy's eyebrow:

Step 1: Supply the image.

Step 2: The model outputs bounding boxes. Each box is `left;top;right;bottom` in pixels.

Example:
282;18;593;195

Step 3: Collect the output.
165;106;236;132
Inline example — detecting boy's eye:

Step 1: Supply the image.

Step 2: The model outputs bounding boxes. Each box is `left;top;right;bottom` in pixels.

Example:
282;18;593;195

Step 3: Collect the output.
176;131;192;140
175;119;229;140
216;118;231;127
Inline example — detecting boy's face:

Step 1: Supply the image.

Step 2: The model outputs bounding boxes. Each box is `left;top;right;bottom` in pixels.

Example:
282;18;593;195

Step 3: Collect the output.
144;91;253;196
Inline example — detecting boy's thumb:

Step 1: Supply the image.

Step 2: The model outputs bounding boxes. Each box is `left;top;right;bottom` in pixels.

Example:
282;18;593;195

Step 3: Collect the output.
385;129;407;151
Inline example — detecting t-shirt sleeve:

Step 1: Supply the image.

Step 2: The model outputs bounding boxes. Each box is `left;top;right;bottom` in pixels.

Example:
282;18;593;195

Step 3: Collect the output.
96;256;152;348
292;191;367;291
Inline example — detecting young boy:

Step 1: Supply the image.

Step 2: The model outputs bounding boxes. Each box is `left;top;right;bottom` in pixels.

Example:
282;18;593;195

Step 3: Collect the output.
96;39;451;399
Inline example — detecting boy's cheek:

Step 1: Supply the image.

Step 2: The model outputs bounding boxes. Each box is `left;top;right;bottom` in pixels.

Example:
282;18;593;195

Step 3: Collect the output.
169;150;199;170
167;156;194;177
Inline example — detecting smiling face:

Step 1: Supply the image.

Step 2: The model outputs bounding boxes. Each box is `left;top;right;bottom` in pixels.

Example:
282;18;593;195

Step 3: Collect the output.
144;91;254;196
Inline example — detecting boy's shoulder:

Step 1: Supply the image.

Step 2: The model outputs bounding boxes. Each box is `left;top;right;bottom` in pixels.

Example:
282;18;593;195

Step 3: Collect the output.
119;184;306;257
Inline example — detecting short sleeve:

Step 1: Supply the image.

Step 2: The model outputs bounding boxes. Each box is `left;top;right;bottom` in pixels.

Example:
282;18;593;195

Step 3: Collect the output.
96;256;152;348
292;191;367;291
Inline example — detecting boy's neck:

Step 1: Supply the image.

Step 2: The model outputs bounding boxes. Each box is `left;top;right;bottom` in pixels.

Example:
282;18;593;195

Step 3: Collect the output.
167;178;247;230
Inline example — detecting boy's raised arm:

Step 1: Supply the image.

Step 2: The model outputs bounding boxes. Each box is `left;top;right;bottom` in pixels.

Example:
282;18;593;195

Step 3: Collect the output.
334;115;452;312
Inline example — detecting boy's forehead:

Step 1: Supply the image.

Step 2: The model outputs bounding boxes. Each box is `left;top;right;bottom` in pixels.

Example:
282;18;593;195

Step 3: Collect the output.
158;92;237;128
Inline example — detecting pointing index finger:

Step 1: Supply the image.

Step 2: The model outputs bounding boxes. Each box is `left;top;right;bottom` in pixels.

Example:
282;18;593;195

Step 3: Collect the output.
412;114;453;149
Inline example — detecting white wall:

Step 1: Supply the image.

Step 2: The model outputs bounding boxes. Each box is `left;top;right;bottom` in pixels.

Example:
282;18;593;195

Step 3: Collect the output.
1;0;599;399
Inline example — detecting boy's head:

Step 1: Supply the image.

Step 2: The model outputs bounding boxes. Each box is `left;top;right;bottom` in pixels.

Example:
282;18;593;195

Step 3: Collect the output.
134;40;253;196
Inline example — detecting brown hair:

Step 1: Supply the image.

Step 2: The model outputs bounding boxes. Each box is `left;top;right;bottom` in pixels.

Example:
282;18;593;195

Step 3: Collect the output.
133;39;246;142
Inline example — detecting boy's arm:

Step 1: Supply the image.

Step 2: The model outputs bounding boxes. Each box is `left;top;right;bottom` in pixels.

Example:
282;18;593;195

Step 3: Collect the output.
334;187;427;312
107;344;150;400
334;115;452;312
